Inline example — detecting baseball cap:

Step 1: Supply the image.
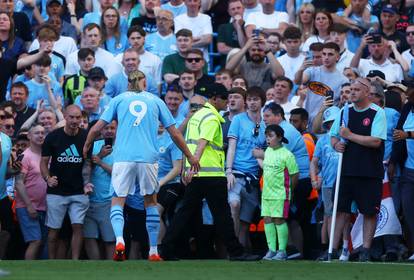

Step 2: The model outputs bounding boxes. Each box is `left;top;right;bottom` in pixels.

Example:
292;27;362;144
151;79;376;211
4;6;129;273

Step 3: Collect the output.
366;70;385;80
265;124;289;144
323;106;340;129
88;67;107;80
197;83;228;99
382;4;398;15
46;0;63;6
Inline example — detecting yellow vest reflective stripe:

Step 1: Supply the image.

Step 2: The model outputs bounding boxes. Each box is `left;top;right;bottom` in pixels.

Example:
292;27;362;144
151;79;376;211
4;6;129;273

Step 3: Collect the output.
185;103;225;177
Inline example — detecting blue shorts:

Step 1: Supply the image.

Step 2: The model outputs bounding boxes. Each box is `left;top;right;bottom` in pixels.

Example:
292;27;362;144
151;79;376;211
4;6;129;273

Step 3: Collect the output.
16;208;47;243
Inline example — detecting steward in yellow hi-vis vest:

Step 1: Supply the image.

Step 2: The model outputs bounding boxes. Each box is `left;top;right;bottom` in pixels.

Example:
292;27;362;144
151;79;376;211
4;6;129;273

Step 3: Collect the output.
185;102;225;177
162;83;260;261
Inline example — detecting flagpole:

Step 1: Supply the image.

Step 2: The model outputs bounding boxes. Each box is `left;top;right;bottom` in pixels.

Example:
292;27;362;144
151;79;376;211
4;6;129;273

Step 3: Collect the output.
328;102;349;262
328;151;343;261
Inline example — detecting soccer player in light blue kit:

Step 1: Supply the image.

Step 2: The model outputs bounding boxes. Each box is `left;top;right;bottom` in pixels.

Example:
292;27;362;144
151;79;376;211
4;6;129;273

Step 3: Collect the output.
83;70;199;261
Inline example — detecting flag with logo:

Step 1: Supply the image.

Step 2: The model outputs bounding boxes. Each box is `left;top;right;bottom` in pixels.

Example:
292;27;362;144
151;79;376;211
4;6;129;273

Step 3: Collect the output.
350;166;402;249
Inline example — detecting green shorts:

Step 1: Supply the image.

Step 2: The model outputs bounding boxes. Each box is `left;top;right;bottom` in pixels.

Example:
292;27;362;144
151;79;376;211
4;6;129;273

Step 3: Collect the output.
261;198;289;218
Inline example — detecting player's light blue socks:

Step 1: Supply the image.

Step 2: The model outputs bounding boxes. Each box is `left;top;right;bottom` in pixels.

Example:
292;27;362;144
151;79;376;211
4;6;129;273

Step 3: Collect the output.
110;205;125;245
146;205;160;255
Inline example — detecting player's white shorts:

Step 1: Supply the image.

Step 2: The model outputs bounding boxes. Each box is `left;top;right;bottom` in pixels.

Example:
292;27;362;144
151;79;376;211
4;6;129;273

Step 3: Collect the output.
111;162;159;197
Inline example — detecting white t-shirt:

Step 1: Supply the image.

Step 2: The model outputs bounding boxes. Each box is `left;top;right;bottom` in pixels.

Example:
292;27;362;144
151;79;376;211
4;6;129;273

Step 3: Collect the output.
336;49;354;73
277;53;305;82
245;11;288;30
65;47;123;79
301;35;326;52
115;50;162;87
243;3;262;21
358;58;404;82
281;101;299;120
174;13;213;62
29;36;78;58
402;49;414;66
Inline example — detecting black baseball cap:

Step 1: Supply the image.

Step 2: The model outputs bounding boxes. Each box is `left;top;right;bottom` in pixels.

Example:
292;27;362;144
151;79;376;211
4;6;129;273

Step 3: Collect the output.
197;83;228;99
265;124;289;144
88;67;107;80
366;70;385;80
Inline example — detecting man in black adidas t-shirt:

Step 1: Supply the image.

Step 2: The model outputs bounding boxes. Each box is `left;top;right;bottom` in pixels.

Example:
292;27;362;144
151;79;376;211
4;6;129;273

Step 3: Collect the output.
40;105;92;260
329;78;387;262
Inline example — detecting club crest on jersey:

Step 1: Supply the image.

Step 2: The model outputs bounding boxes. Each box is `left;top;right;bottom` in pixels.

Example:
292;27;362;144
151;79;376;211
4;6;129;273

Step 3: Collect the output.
362;118;371;126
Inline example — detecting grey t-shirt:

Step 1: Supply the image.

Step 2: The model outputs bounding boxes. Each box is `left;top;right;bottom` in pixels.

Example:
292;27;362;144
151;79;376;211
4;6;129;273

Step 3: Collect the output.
240;61;274;91
304;66;348;124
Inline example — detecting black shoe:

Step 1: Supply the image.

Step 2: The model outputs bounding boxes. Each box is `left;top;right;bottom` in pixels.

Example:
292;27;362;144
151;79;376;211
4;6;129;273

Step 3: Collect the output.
358;248;371;262
287;247;302;260
229;253;261;261
317;249;338;261
385;251;398;262
159;244;180;261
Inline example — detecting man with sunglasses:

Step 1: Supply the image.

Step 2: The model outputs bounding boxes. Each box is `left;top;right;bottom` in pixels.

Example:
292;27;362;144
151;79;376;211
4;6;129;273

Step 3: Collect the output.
162;82;259;261
226;86;266;249
330;77;387;261
184;49;215;95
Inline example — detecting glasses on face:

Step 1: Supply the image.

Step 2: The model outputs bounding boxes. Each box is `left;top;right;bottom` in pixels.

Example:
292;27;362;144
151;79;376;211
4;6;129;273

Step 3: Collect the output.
186;57;202;63
252;123;260;137
406;31;414;36
300;10;312;14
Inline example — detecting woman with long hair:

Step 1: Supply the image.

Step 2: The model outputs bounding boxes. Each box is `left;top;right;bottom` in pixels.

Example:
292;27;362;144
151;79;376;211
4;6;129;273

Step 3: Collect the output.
302;10;332;51
297;3;315;43
0;12;25;60
100;7;129;56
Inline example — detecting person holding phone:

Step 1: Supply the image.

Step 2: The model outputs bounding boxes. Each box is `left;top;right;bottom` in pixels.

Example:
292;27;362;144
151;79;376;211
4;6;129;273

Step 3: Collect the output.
350;33;404;82
83;121;117;260
300;42;348;127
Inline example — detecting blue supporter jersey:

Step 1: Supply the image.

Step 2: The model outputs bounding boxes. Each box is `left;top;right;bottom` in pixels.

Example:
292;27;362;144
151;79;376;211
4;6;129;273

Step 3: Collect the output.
330;103;387;141
313;133;339;189
90;139;113;203
336;11;379;53
25;79;63;109
279;120;310;179
105;71;157;98
227;112;266;175
0;133;12;199
50;54;65;82
144;32;177;61
103;34;129;56
100;90;176;163
384;107;400;161
160;2;187;17
157;131;182;184
82;12;128;34
403;111;414;169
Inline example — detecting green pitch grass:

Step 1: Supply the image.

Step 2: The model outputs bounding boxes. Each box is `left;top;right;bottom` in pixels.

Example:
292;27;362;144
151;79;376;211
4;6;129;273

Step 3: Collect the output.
1;260;414;280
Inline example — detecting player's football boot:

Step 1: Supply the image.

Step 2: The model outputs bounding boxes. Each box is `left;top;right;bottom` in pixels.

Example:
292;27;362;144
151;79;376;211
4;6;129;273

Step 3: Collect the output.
113;243;126;261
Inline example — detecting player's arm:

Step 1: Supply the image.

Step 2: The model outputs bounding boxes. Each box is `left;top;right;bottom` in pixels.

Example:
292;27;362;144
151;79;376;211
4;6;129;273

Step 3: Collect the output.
83;120;108;158
82;158;94;194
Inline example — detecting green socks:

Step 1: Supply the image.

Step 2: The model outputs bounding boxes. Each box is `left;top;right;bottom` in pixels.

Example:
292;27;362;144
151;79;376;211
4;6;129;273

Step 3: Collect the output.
264;223;277;252
276;222;288;252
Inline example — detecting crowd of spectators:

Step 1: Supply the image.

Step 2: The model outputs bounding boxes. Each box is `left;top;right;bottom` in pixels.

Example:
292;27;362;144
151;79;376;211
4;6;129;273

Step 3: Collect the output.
0;0;414;263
